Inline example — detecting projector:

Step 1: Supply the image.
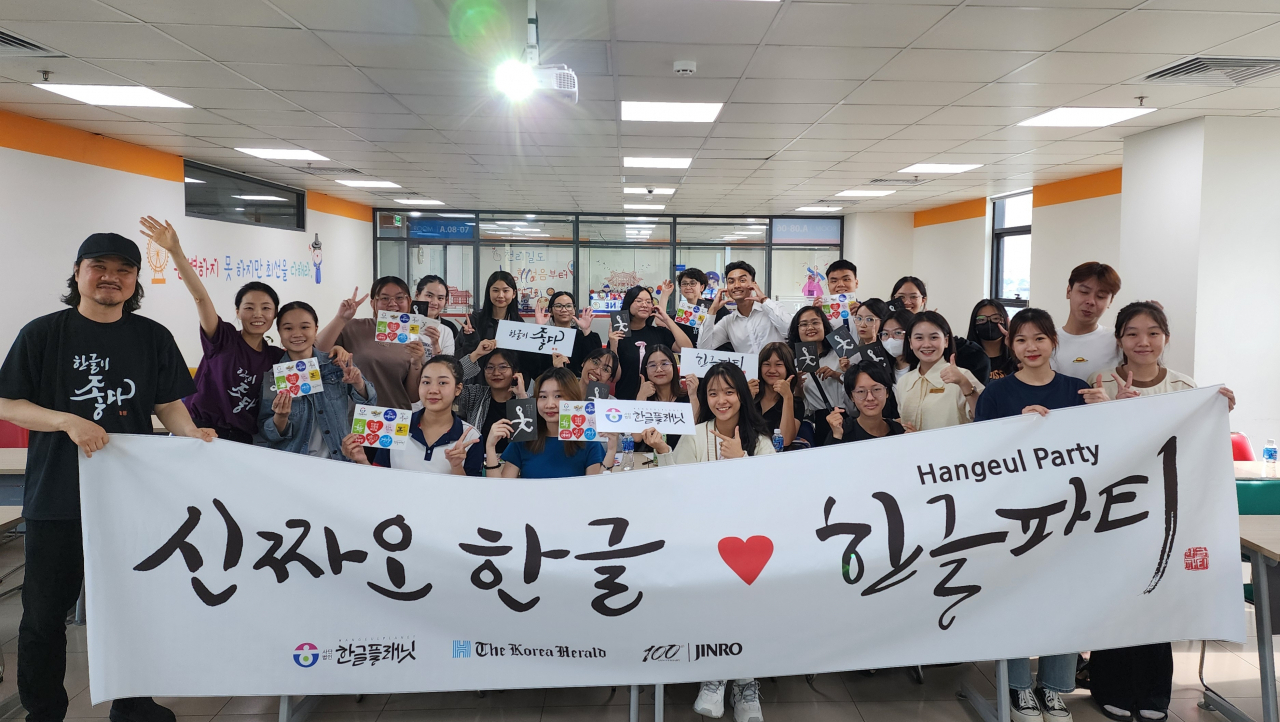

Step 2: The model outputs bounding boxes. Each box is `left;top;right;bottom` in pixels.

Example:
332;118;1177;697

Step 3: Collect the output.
531;64;578;103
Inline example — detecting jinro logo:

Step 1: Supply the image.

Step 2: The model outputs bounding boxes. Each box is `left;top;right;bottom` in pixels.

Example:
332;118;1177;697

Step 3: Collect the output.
294;642;319;668
603;408;624;423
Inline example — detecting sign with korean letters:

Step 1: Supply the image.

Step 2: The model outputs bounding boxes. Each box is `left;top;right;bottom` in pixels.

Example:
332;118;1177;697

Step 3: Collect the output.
496;320;576;356
593;399;696;435
81;387;1240;701
679;349;757;380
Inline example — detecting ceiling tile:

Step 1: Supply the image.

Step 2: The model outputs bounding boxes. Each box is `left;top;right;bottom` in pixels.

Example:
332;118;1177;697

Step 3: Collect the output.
1174;86;1280;111
1059;10;1279;54
212;108;332;126
803;123;907;140
100;0;294;26
954;82;1106;107
768;3;951;48
314;31;484;71
270;0;449;34
0;56;128;85
712;122;813;138
1066;83;1225;107
844;80;985;105
107;106;237;124
917;105;1048;124
822;104;940;124
90;59;260;89
915;7;1122;51
873;49;1043;82
255;124;364;140
744;46;898;80
155;122;273;137
157;25;351;65
155;87;300;111
0;0;130;22
616;76;738;103
889;124;1005;140
1205;18;1280;55
729;79;860;104
227;63;388;93
865;139;965;153
718;103;834;124
612;42;756;79
614;0;780;44
0;21;203;60
0;100;132;121
277;90;406;114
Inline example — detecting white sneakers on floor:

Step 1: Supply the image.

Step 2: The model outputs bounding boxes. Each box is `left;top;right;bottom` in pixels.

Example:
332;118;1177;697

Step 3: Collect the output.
693;679;763;722
1010;686;1073;722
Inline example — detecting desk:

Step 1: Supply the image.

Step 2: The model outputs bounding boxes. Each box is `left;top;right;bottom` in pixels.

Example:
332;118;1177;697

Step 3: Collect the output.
0;449;25;476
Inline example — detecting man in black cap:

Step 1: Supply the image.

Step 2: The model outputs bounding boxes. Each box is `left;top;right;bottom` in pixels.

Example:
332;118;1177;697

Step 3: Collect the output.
0;233;215;722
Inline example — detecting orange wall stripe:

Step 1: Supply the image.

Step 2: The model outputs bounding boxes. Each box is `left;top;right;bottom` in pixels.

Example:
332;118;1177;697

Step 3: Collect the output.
914;198;986;228
1033;168;1122;208
307;191;371;223
0;108;183;181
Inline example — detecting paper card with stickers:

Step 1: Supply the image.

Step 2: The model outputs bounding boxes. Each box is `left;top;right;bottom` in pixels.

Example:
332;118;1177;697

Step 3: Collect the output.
674;299;709;328
350;405;413;449
375;311;426;344
819;294;856;324
272;358;323;397
558;400;598;442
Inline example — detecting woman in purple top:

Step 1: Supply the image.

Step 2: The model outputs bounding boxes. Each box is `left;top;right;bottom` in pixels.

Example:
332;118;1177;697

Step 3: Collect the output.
140;216;284;443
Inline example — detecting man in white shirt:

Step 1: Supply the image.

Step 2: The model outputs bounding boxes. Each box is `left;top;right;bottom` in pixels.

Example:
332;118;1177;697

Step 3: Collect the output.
697;261;790;354
815;260;859;332
1050;261;1123;381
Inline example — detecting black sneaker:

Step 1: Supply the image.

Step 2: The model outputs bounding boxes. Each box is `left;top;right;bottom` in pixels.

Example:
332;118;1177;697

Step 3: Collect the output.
109;698;176;722
1011;687;1043;722
1036;687;1072;722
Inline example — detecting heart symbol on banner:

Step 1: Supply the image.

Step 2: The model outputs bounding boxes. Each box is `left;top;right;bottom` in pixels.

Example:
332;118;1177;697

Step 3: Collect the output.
288;385;300;396
366;420;383;433
365;432;381;445
571;414;586;428
571;427;584;439
286;373;300;384
717;536;774;585
387;322;400;332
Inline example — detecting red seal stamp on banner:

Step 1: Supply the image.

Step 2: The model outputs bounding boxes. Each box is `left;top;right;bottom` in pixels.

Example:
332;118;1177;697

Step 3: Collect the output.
1184;546;1209;570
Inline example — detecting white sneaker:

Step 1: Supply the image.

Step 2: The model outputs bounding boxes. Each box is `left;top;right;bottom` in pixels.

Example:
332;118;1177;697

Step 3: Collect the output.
731;679;763;722
693;680;726;718
1036;687;1072;722
1011;687;1043;722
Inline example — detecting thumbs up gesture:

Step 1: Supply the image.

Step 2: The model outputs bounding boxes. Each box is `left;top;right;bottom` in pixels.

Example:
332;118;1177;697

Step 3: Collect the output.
939;353;963;386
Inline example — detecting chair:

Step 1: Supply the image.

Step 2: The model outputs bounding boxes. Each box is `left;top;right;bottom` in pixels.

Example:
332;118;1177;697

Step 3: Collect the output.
1232;432;1255;462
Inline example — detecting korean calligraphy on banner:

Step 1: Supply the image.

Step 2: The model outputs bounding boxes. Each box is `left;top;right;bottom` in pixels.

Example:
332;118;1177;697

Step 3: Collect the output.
496;320;577;356
81;387;1241;702
679;349;758;380
593;400;696;435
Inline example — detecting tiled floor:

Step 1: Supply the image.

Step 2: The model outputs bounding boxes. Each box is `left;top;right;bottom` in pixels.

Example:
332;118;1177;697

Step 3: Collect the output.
0;537;1274;722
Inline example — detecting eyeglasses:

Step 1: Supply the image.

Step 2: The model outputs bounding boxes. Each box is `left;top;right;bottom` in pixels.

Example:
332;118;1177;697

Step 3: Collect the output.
376;294;409;304
679;281;701;289
853;315;877;324
590;363;615;376
975;315;1004;325
632;299;654;307
896;293;922;302
879;329;906;340
645;361;673;371
551;304;575;311
484;364;512;374
798;320;823;329
852;386;887;400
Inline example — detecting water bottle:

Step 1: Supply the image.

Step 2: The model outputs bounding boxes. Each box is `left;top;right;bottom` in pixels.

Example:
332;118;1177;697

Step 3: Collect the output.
1265;439;1278;478
620;436;635;472
772;428;784;453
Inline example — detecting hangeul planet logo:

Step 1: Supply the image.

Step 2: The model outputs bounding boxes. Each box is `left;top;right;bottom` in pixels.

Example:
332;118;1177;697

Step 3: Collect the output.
294;642;319;668
604;408;623;423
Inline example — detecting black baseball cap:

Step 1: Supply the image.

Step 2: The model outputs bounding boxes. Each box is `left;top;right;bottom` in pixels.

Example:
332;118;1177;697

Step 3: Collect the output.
76;233;142;269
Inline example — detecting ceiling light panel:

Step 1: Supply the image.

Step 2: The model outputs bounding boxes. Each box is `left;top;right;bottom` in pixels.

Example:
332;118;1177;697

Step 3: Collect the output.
1018;107;1158;127
624;187;676;194
235;148;330;161
899;164;983;173
836;189;895;197
336;179;400;188
624;204;666;210
393;199;444;205
620;101;723;123
795;206;843;212
33;84;191;108
623;157;693;169
233;195;287;201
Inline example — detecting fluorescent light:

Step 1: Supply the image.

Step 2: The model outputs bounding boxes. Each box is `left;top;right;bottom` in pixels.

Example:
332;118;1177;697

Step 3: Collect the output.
624;187;676;194
184;177;205;184
1019;107;1157;127
625;216;659;221
795;206;842;212
837;189;895;197
438;213;475;218
624;157;692;169
524;233;551;237
393;199;443;205
33;83;191;108
336;179;400;188
625;204;666;210
745;218;759;222
495;59;536;101
233;195;286;201
621;101;723;123
990;188;1033;200
496;221;524;225
747;225;767;229
234;207;245;211
626;224;656;228
738;231;763;235
899;164;982;174
235;148;329;161
409;211;422;217
525;214;536;218
514;227;542;233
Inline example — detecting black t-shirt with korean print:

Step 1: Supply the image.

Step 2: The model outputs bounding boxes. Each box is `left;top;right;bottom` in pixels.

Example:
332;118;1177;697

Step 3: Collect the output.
0;308;194;520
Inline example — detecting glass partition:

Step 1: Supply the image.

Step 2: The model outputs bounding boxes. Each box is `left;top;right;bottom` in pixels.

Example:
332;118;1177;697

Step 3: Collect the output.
479;243;575;314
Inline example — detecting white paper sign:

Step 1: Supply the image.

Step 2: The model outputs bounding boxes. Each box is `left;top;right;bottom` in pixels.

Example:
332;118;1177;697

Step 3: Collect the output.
81;387;1241;702
375;311;427;344
351;405;413;449
594;399;696;435
496;320;577;355
271;358;323;397
680;348;758;380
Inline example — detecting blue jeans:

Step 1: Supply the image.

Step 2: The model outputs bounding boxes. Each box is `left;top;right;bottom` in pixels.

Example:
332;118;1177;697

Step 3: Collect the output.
1008;654;1077;693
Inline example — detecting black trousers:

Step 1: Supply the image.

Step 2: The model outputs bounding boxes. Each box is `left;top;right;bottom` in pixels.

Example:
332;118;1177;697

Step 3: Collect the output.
1088;644;1174;712
19;519;153;722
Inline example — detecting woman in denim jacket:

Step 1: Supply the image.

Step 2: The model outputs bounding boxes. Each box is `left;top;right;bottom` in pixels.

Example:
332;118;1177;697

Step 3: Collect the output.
259;301;375;459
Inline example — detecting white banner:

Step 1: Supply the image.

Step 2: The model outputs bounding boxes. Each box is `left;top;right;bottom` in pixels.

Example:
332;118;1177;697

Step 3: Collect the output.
496;320;576;355
82;387;1243;702
679;348;758;380
592;399;696;435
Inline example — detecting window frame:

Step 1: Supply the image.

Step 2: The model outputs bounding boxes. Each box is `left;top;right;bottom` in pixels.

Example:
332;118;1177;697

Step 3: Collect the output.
183;159;306;232
990;193;1032;308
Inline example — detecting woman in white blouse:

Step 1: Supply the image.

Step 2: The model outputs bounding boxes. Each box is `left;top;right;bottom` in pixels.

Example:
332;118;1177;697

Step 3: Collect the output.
895;311;983;431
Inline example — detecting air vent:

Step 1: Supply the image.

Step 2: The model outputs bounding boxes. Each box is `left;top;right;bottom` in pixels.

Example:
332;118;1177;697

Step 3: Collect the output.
869;177;928;186
1143;56;1280;87
0;30;62;58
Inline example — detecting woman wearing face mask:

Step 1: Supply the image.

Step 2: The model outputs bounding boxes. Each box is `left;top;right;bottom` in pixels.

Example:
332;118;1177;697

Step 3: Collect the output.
967;299;1018;381
752;342;802;449
318;277;429;410
643;362;772;722
139;217;284;444
610;286;692;402
260;302;376;460
852;298;888;347
973;308;1108;722
826;362;904;444
877;309;914;381
1081;301;1233;722
486;367;616;478
787;307;845;444
891;276;928;314
896;311;983;431
457;349;526;457
341;355;482;476
537;290;603;376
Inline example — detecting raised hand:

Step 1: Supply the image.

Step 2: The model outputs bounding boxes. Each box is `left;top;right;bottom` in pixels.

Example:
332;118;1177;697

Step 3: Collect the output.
532;298;550;326
577;307;595;333
329;345;353;367
63;415;109;457
709;289;729;314
512;372;527;399
139;216;181;253
1112;371;1140;400
826;407;845;439
773;374;794;400
341;433;371;464
939;353;964;386
637;375;656;400
838;356;851;372
404;339;427;364
486;419;513;449
659;279;675;299
341;360;364;388
444;436;479;470
1022;405;1050;417
1079;377;1109;404
747;378;760;397
470;338;497;362
684;373;699;399
641;427;669;454
815;366;841;381
422;325;442;354
551;352;570;368
461;316;476;336
271;391;293;432
1219;386;1236;411
748;281;767;303
713;426;745;459
338;287;368;321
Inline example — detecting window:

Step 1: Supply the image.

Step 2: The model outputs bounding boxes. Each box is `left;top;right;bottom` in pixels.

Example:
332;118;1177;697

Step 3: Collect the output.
184;160;304;231
991;192;1032;307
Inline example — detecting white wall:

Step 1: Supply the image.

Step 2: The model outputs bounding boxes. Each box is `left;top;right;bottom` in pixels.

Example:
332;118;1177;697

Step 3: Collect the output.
845;211;914;302
911;216;989;328
1030;194;1122;328
0;146;373;367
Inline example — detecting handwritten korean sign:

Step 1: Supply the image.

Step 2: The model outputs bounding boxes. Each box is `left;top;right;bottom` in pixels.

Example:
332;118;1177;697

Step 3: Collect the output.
496;320;577;356
679;349;758;380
